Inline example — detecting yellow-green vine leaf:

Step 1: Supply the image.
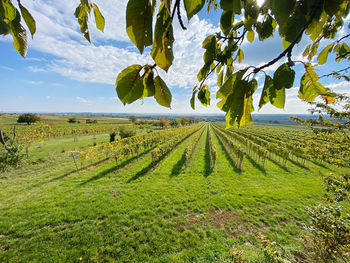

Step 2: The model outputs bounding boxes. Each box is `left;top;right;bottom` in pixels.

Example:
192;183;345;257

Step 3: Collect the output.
198;85;210;106
247;30;254;43
19;4;36;38
318;43;334;65
154;76;172;108
298;66;327;102
126;0;154;54
184;0;205;20
93;3;105;32
115;64;144;105
151;3;174;72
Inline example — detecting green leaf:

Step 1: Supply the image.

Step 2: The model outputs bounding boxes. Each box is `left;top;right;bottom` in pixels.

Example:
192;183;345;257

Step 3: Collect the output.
190;89;197;110
273;63;295;89
198;85;210;106
221;78;257;128
93;3;105;32
9;13;27;58
324;0;345;16
74;4;91;43
184;0;205;20
217;70;243;100
154;76;172;108
305;13;326;41
220;0;242;14
2;0;16;22
247;30;254;43
302;44;311;57
143;68;155;97
256;15;276;41
151;3;174;72
19;4;35;38
336;42;350;61
202;35;216;63
216;69;252;127
318;43;334;65
197;63;211;82
269;0;295;31
0;20;10;35
269;84;285;109
283;7;306;43
298;66;327;102
237;49;244;63
126;0;154;54
115;64;144;105
258;75;273;110
217;70;224;88
220;10;234;36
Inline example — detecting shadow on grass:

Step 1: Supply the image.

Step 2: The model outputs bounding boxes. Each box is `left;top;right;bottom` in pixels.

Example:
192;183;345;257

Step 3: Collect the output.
48;157;110;183
266;156;290;173
127;131;199;182
288;157;310;170
126;160;155;183
80;155;140;185
204;129;213;177
245;155;266;175
170;152;186;178
308;159;330;169
214;134;242;174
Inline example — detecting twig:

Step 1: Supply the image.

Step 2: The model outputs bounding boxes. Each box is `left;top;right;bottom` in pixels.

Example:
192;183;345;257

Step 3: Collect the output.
336;51;350;60
319;66;350;79
336;33;350;43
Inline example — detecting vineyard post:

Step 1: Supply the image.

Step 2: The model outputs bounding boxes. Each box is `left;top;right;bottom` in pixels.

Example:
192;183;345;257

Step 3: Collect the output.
71;152;79;171
113;153;118;167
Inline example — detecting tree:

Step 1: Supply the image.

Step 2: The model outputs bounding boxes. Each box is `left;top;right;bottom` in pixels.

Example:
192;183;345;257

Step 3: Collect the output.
68;118;78;123
159;117;170;127
1;0;349;128
170;118;182;127
119;126;136;138
17;113;40;125
128;115;137;123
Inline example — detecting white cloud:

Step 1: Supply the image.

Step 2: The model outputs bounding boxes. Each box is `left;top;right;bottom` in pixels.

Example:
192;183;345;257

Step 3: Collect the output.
23;80;43;85
0;65;14;71
76;96;88;103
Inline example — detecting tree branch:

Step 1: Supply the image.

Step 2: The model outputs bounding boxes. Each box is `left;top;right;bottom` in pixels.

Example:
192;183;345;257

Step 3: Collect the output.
171;0;186;30
253;0;323;74
336;33;350;43
319;66;350;79
336;51;350;60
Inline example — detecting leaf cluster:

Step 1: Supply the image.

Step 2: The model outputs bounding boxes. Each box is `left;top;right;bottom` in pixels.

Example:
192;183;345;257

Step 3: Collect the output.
117;0;350;128
1;0;104;57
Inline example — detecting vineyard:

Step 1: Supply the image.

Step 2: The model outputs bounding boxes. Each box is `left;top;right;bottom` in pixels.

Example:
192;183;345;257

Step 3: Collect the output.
0;117;349;262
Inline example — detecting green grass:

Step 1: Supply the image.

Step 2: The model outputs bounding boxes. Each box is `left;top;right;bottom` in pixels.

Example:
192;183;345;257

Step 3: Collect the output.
0;124;337;262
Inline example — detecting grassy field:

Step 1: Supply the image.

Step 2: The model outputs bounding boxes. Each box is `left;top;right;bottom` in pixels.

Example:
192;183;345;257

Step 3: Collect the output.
0;114;130;125
0;120;341;262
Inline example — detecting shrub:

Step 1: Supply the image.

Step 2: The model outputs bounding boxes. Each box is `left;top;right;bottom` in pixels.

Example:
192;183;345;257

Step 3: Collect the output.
68;118;78;123
110;131;117;142
0;130;24;171
86;119;97;124
119;126;136;139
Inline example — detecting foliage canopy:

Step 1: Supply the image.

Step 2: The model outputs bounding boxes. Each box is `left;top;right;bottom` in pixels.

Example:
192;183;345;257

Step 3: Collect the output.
17;113;40;125
1;0;350;127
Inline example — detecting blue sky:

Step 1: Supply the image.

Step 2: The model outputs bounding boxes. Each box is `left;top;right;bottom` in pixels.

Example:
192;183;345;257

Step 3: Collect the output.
0;0;349;114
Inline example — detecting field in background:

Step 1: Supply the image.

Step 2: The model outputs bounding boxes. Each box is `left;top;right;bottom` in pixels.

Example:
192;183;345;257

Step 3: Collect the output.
0;115;347;262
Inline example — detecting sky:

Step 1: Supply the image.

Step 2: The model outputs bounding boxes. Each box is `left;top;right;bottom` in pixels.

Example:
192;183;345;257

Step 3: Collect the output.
0;0;349;115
